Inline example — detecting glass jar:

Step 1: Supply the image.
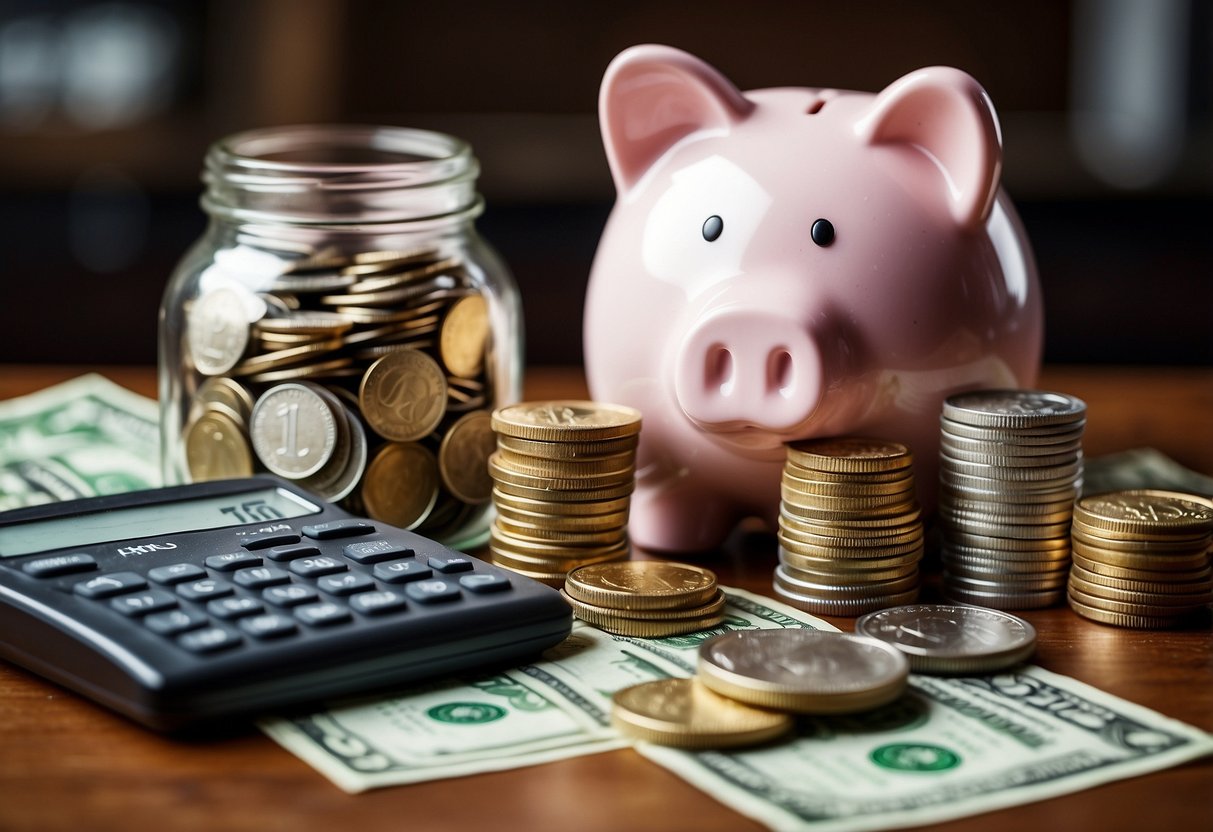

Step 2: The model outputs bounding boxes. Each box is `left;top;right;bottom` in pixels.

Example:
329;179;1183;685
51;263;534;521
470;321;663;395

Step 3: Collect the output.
159;125;522;549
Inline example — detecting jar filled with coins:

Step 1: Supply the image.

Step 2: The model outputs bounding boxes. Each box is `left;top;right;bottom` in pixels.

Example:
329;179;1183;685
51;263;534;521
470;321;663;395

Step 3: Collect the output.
159;125;521;548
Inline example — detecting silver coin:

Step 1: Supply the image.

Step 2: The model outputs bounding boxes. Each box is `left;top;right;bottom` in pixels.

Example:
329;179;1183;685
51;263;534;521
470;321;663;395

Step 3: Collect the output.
187;287;251;376
940;433;1084;458
941;420;1087;443
249;382;339;479
943;390;1087;429
855;604;1037;674
697;629;909;714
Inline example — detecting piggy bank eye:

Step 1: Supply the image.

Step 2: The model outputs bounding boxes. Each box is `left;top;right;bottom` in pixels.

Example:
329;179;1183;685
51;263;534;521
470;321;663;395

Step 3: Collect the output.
811;218;835;247
702;215;724;242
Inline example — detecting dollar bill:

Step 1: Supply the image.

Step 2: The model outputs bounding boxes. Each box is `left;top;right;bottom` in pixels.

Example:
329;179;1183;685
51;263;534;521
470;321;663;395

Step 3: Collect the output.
0;374;160;510
1082;446;1213;497
264;587;1213;832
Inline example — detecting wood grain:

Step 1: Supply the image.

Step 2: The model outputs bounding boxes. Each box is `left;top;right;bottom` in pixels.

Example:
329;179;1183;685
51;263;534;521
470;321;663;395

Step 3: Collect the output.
0;364;1209;832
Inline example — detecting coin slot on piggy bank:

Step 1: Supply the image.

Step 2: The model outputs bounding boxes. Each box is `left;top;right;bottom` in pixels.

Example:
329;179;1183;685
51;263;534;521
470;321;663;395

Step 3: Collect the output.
584;45;1043;552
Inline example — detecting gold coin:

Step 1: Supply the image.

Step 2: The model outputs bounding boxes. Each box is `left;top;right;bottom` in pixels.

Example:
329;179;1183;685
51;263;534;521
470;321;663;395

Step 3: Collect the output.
437;410;496;504
491;400;641;441
493;446;638;478
1071;552;1212;583
561;588;725;622
192;376;255;422
777;543;923;570
491;477;635;503
1070;563;1213;596
785;437;912;474
1070;528;1211;553
781;470;915;498
361;442;440;530
1065;586;1200;618
1067;596;1185;629
496;433;640;460
610;678;793;749
1070;538;1210;570
229;337;342;376
779;487;919;516
487;452;635;491
494;511;629;537
358;348;448;442
1073;490;1213;538
777;512;924;548
254;312;353;336
184;409;253;481
1066;574;1211;608
490;543;628;574
581;612;725;638
492;488;632;517
784;460;911;484
439;295;489;377
489;523;628;552
564;561;718;611
780;501;921;528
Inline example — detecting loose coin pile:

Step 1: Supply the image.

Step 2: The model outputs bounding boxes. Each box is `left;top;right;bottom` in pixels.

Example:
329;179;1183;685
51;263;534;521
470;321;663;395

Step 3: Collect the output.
855;603;1037;674
561;561;724;637
774;437;924;616
488;401;641;585
611;628;911;749
610;677;793;750
179;246;498;542
938;390;1087;610
1068;489;1213;628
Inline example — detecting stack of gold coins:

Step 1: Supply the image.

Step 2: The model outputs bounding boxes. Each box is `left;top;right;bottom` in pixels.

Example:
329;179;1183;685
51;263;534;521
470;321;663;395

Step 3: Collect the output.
774;437;923;616
1068;490;1213;628
180;246;500;543
561;561;724;637
938;390;1087;610
488;401;641;585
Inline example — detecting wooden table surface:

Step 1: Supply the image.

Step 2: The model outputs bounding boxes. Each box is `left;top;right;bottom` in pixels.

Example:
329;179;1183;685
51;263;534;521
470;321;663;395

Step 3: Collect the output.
1;363;1211;832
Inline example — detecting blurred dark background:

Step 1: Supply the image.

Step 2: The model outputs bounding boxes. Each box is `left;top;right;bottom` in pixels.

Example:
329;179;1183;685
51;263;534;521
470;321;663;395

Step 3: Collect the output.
0;0;1210;367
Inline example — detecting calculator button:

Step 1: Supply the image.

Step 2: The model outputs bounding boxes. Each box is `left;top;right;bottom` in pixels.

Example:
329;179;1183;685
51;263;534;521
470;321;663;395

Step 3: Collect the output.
289;556;347;578
176;578;235;602
233;565;291;589
294;602;352;627
317;572;375;596
348;590;408;616
459;573;512;594
342;539;414;564
148;563;207;585
239;613;298;640
22;553;97;578
262;584;319;607
240;531;301;550
427;555;475;574
207;597;265;620
110;590;178;617
301;520;376;540
205;551;263;572
73;572;147;599
373;560;433;584
265;543;321;563
404;579;461;604
144;608;208;637
178;626;242;654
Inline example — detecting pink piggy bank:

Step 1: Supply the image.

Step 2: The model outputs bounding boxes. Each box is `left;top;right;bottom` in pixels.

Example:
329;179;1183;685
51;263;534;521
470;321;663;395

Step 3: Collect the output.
584;45;1042;552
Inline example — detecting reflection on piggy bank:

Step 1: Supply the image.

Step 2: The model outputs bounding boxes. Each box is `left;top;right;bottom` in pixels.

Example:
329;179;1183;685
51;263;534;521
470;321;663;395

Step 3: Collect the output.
584;45;1042;552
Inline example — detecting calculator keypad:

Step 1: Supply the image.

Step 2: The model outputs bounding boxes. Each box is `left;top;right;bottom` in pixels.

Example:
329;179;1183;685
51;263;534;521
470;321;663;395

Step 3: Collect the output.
48;522;514;658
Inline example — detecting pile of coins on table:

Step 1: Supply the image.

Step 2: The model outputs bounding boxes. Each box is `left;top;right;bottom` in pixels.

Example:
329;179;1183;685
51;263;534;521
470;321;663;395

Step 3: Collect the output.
487;401;641;586
560;561;724;637
773;438;924;616
180;246;499;541
1068;489;1213;628
937;390;1087;610
610;628;910;749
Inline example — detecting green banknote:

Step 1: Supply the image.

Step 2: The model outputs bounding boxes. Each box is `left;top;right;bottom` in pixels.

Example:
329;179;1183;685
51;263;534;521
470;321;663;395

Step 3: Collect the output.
0;374;160;510
263;588;1212;832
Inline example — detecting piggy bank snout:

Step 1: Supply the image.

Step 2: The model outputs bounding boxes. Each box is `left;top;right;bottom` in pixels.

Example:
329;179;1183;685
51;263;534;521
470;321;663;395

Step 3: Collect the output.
673;308;824;435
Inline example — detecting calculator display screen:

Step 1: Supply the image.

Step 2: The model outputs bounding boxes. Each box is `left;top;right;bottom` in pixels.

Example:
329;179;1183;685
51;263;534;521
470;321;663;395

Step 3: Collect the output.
0;487;321;557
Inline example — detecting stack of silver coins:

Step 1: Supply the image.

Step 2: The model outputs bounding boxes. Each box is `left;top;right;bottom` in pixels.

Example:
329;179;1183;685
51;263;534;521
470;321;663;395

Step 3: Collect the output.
938;390;1087;610
487;401;641;586
774;437;924;616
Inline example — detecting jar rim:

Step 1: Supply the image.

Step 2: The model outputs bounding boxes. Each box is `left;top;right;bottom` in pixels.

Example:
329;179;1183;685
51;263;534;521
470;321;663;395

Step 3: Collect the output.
202;124;481;224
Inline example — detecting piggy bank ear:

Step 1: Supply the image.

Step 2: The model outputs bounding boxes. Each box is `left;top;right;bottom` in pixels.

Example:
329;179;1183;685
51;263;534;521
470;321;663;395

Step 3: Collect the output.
855;67;1003;230
599;45;753;193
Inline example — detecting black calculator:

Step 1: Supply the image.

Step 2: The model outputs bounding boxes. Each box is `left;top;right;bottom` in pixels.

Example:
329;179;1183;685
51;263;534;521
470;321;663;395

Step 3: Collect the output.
0;476;571;731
